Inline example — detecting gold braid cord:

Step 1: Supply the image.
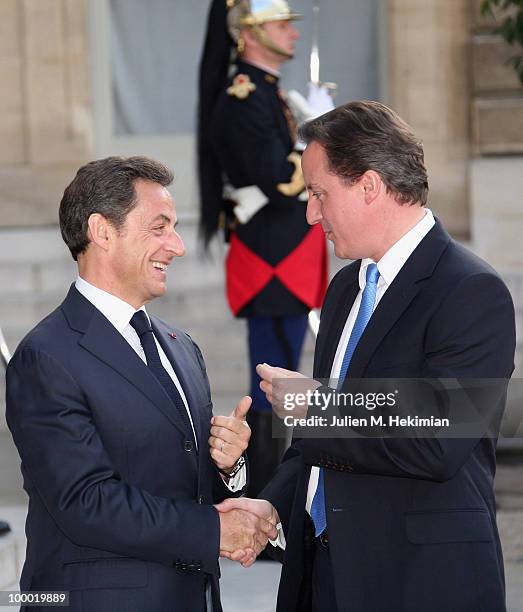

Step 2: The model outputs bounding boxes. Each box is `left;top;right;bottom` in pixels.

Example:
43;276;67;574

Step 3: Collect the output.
277;152;305;197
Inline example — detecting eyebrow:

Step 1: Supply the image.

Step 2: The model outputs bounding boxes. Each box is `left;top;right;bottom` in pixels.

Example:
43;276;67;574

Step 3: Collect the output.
151;214;174;225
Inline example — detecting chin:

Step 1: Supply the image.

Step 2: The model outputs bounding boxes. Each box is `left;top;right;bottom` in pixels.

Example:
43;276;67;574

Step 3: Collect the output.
334;245;353;260
149;283;167;299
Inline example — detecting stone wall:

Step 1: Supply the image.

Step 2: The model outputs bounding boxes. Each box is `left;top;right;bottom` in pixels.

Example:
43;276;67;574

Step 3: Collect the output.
0;0;92;227
471;0;523;154
386;0;471;237
468;0;523;378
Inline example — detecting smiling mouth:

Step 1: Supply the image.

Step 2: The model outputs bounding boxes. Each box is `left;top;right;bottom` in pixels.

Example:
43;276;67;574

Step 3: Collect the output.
152;261;168;272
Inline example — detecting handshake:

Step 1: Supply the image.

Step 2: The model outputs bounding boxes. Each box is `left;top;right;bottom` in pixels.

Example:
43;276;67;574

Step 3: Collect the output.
207;388;284;567
208;365;304;567
215;497;280;567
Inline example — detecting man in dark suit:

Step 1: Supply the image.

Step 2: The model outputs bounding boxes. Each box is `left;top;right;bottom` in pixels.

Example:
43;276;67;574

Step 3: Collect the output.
218;101;516;611
6;156;276;611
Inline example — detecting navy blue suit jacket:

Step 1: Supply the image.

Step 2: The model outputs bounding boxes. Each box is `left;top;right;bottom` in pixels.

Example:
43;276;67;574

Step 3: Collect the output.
262;221;516;612
6;286;239;612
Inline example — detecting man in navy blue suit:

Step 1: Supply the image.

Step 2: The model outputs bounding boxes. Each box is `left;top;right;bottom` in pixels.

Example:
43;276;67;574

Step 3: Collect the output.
218;101;517;611
6;156;276;611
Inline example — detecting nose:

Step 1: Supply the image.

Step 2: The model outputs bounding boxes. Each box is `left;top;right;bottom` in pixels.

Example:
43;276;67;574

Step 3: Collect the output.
306;196;322;226
291;24;300;40
166;228;185;258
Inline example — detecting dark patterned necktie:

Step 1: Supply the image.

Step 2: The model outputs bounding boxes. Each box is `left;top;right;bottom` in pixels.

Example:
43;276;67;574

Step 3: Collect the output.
130;311;194;443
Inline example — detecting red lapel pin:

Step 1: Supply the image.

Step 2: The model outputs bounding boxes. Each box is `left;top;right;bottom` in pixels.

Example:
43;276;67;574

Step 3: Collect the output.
169;332;177;340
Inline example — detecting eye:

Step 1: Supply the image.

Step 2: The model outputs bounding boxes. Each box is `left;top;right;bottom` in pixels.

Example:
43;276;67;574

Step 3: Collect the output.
152;225;165;233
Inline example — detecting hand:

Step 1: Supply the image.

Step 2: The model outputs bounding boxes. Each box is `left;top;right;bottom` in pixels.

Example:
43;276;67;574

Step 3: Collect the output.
215;497;280;567
216;499;278;567
209;396;251;473
256;363;320;419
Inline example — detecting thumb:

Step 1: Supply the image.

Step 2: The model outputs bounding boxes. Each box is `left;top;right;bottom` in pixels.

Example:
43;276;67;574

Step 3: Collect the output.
232;395;252;420
215;497;244;513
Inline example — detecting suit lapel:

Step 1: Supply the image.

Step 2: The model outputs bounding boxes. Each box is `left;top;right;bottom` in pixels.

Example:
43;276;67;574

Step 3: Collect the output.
346;275;421;378
347;220;451;378
61;287;193;440
152;318;203;448
317;265;360;378
319;220;451;381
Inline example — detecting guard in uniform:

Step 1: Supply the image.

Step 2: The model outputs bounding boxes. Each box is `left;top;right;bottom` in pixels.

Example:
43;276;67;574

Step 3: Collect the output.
198;0;327;497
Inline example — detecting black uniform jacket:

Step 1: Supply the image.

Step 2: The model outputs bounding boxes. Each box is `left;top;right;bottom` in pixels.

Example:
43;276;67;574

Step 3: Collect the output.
210;60;326;318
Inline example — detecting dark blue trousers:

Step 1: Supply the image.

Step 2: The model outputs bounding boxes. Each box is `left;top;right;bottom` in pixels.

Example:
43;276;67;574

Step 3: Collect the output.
247;314;308;412
245;314;308;497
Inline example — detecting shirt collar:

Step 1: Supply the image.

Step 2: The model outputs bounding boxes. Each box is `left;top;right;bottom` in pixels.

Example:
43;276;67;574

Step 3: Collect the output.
237;59;281;82
75;276;149;333
359;209;435;290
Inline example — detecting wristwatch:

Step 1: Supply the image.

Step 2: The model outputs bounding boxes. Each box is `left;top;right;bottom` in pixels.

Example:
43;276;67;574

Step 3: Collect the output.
218;455;246;479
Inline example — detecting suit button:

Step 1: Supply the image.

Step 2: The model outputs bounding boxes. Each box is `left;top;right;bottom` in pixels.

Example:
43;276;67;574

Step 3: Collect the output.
183;440;193;452
198;495;205;504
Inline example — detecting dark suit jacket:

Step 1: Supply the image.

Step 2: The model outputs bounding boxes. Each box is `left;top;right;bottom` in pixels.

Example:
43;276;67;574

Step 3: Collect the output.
262;221;516;612
6;286;241;612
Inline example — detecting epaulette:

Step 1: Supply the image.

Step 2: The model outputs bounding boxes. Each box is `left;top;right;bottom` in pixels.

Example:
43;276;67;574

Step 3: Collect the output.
227;74;256;100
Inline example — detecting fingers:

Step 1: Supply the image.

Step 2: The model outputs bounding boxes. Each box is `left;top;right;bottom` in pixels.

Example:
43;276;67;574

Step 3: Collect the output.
232;395;252;420
215;497;247;513
244;511;278;544
256;362;274;382
258;516;278;540
209;432;248;471
219;549;233;560
240;552;257;568
209;446;228;464
259;380;272;399
209;425;238;445
215;498;278;525
256;363;299;381
222;547;257;567
235;510;276;548
209;406;251;471
211;414;250;435
209;434;235;454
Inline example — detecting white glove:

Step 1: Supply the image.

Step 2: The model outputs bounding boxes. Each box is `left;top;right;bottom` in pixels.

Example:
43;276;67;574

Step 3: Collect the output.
306;82;335;116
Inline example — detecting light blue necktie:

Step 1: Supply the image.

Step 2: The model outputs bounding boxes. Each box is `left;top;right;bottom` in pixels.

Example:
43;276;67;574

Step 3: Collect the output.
310;263;380;536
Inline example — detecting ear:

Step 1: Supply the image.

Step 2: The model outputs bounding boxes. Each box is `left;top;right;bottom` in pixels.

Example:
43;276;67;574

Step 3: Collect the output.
241;27;257;48
360;170;382;205
86;213;113;252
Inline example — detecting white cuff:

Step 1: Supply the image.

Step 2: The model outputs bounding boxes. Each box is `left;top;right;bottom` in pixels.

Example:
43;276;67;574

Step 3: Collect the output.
224;463;247;492
269;522;286;550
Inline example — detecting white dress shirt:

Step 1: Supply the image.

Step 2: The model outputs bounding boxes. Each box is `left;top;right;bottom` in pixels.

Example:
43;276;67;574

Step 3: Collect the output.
306;209;436;515
75;277;246;491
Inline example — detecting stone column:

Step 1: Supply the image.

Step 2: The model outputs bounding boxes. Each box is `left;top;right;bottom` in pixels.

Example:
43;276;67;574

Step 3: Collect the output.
0;0;92;227
385;0;471;237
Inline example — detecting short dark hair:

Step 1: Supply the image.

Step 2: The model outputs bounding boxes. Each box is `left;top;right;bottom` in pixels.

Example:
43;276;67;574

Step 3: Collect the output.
59;156;174;260
298;100;428;206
